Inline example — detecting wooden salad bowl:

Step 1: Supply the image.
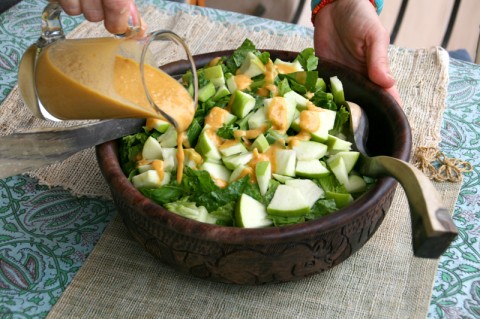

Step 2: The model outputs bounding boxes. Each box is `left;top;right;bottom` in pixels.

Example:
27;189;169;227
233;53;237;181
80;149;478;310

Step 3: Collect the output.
96;50;411;285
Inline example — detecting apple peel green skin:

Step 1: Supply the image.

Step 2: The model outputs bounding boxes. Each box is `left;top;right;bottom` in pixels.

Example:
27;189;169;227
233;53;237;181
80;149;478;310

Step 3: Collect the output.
235;193;272;228
267;185;311;217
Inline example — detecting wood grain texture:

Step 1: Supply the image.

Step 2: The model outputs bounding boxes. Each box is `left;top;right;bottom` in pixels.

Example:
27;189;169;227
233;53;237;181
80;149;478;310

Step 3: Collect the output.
96;51;412;284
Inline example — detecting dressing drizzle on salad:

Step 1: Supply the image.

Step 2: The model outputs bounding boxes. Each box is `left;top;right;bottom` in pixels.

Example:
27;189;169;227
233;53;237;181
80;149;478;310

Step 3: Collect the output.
120;39;374;228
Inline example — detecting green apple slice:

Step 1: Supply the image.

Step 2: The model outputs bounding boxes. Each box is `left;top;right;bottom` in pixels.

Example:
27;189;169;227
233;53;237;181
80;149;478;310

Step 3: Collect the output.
229;165;252;183
225;73;237;93
310;109;337;143
328;156;349;185
285;179;325;207
316;78;327;92
330;76;345;104
326;135;352;152
197;129;221;160
325;191;353;209
295;159;330;178
204;64;225;87
161;148;177;172
198;81;216;102
273;58;304;73
235;193;272;228
290;114;301;132
206;107;237;127
200;162;231;184
264;96;297;129
142;136;163;160
230;90;256;118
219;141;248;157
283;90;308;111
148;118;170;133
132;170;170;189
264;129;287;146
345;174;367;193
267;185;310;217
213;85;231;101
255;161;271;196
222;152;253;170
137;161;152;173
251;133;270;153
272;173;294;183
237;52;266;78
328;151;359;173
247;107;267;129
274;149;296;176
184;148;203;169
157;126;178;148
291;140;328;161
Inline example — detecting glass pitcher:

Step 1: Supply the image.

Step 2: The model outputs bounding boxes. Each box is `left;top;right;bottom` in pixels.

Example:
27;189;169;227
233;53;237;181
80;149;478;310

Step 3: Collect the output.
18;1;198;132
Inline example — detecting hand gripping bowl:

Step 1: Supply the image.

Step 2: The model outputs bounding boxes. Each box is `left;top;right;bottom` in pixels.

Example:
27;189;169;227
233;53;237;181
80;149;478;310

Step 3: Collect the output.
96;50;411;285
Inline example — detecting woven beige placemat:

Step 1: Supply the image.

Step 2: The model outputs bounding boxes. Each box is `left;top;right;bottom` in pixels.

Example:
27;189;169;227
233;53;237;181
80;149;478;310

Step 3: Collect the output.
0;5;461;319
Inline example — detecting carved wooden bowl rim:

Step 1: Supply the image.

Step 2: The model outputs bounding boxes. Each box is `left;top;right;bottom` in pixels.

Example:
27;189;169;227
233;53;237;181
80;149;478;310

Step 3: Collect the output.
96;50;412;246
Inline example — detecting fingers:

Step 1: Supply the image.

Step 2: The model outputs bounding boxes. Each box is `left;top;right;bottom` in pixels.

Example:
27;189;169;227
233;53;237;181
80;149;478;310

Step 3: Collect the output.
81;0;105;22
366;27;396;90
59;0;132;35
101;0;131;34
58;0;81;16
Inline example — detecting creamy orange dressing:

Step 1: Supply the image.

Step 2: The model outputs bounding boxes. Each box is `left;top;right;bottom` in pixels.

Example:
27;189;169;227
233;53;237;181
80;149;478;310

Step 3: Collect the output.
176;134;185;182
213;178;228;188
204;107;231;129
275;63;298;74
248;145;283;174
208;57;222;67
206;127;223;147
231;166;255;183
256;60;278;97
145;118;163;129
152;160;165;182
35;38;195;184
218;139;240;150
184;148;203;166
233;127;266;140
234;74;253;91
114;56;194;132
287;130;311;144
306;101;317;110
264;60;277;85
299;110;321;132
266;97;288;132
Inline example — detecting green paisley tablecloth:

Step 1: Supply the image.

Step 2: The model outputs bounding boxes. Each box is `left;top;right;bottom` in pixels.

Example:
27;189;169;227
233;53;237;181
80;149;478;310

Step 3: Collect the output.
0;1;478;318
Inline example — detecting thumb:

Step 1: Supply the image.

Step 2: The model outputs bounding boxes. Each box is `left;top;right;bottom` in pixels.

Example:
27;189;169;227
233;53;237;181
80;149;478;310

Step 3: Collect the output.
366;32;395;90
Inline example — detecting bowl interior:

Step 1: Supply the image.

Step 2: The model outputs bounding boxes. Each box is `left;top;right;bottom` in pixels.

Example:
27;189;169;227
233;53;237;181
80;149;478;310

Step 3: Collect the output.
97;50;412;245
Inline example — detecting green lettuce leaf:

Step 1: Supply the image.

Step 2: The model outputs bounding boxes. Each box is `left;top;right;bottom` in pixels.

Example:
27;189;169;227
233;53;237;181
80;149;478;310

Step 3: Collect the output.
119;130;148;176
330;105;350;136
216;123;236;140
224;39;257;73
164;198;216;224
306;199;337;219
181;166;220;195
140;185;184;205
269;215;305;227
294;48;318;71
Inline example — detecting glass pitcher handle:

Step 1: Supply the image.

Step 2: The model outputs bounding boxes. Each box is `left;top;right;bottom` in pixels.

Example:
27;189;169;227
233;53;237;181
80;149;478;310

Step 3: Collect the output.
36;1;66;48
17;2;66;121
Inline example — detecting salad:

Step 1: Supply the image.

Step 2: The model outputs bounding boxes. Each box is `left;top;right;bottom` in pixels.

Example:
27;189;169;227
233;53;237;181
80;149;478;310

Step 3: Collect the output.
119;39;374;228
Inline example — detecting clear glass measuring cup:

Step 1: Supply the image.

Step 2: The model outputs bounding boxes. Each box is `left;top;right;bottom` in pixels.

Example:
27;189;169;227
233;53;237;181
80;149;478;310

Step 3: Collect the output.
18;1;198;132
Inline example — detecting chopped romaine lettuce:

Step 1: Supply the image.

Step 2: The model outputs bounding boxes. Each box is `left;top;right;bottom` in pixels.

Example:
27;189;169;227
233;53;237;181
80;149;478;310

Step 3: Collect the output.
119;39;376;228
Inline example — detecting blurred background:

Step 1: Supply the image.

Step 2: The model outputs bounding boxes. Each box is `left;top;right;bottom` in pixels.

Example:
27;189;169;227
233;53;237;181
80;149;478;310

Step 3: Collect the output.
1;0;478;61
201;0;480;62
